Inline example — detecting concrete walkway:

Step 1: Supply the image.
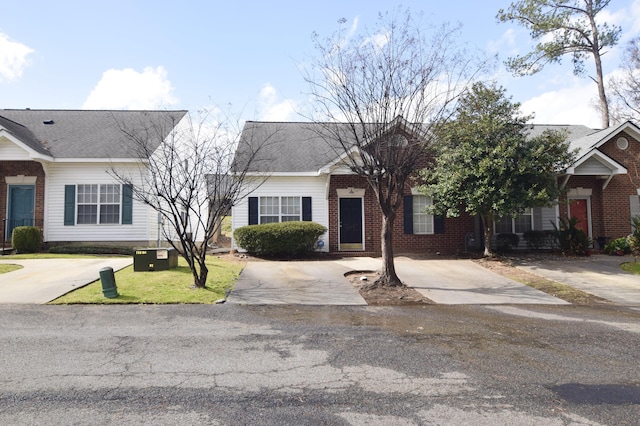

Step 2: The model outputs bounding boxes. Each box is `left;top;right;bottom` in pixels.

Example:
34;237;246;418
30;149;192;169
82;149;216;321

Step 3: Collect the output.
228;257;568;305
515;255;640;306
0;258;133;303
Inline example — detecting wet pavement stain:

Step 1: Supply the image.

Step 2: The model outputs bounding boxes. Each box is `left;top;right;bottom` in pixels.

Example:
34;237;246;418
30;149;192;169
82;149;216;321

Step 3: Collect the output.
550;383;640;404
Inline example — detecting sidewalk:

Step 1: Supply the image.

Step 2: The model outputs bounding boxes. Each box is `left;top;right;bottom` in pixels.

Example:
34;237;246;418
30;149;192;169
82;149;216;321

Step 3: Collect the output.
0;258;132;303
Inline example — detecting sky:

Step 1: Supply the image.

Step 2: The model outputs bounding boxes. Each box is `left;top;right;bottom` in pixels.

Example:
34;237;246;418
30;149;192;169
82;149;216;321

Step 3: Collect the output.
2;0;640;129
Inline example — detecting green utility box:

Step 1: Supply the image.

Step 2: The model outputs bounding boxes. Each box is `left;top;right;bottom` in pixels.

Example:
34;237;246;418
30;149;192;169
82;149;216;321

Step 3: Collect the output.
133;248;178;272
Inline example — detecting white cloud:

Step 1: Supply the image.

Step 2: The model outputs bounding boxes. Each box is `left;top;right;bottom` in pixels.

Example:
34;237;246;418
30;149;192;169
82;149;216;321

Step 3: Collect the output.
0;33;33;82
82;66;177;110
487;28;518;56
520;76;602;128
257;83;297;121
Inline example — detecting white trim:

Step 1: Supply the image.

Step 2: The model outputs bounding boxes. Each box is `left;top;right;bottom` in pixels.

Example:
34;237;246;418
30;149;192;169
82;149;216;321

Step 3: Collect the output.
5;175;37;185
637;188;640;196
567;187;592;197
336;187;366;198
567;150;627;175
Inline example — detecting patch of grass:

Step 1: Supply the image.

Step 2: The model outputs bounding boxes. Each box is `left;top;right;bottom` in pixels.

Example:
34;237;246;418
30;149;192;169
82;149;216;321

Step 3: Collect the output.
221;216;232;236
3;253;111;259
51;255;245;304
0;264;22;274
621;261;640;275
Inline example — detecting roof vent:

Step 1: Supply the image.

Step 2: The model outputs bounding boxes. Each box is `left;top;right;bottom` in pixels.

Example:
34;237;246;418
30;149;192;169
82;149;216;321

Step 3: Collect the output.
43;120;54;125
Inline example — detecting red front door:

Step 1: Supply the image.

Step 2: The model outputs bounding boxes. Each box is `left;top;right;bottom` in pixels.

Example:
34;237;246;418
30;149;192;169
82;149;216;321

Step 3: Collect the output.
569;199;589;236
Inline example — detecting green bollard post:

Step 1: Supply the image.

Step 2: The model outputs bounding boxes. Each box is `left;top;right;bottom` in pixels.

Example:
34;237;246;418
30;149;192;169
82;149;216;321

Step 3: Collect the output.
99;267;118;298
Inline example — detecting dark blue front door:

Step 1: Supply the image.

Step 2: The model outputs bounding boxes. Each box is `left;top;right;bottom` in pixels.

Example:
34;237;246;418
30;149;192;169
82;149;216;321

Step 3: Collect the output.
7;185;35;240
339;198;363;250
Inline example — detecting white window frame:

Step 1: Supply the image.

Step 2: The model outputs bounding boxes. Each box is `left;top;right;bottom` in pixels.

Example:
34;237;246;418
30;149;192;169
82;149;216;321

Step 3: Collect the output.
259;196;302;224
76;184;122;225
413;195;434;235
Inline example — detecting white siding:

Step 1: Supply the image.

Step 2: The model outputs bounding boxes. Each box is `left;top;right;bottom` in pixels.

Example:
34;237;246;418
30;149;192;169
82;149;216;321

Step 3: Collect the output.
231;175;330;251
575;157;612;175
541;206;558;231
45;162;155;243
0;136;31;160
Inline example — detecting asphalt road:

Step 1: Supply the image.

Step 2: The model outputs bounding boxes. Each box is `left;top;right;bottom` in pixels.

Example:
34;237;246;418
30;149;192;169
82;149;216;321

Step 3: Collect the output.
1;304;639;425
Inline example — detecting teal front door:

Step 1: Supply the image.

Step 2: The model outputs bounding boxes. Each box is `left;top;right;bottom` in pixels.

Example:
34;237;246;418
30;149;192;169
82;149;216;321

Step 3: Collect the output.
7;185;35;240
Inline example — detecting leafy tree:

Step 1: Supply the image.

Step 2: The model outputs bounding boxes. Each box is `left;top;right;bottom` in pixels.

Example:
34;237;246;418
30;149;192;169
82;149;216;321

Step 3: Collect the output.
111;109;268;288
422;82;576;257
609;37;640;123
497;0;621;128
304;9;483;287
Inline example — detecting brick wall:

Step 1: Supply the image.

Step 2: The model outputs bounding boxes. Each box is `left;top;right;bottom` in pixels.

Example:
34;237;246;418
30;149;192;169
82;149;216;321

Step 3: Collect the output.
328;174;475;256
0;161;46;242
561;130;640;240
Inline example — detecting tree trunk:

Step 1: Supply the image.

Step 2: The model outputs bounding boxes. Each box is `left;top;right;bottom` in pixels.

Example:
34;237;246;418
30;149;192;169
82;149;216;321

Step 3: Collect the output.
192;259;208;289
590;11;610;128
481;212;494;257
375;213;403;287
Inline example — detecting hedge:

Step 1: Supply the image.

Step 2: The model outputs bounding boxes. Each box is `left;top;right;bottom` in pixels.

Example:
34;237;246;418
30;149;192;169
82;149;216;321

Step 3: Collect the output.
11;226;41;253
234;221;326;257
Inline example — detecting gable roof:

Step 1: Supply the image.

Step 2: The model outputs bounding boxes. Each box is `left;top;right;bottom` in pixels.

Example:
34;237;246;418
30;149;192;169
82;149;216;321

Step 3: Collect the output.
237;121;355;174
238;121;608;175
0;109;187;160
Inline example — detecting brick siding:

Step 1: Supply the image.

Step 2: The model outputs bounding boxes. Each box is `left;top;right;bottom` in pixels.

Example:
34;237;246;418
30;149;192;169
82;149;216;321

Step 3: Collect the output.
0;161;46;243
328;174;474;256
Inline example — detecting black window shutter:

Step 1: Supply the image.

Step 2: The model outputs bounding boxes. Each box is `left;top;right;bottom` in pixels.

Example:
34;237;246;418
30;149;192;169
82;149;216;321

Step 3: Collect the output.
64;185;75;226
248;197;258;225
122;184;133;225
434;215;445;234
403;195;413;234
302;197;312;221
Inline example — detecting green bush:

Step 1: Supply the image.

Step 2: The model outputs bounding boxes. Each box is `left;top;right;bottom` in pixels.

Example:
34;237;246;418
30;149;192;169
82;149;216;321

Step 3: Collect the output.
496;233;519;252
11;226;41;253
48;245;135;255
604;237;630;255
523;230;555;251
553;217;591;256
234;221;327;257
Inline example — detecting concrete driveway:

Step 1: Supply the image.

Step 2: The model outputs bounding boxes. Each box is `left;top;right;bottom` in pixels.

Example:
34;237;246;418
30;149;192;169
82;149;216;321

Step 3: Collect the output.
515;255;640;306
0;258;133;303
228;257;568;305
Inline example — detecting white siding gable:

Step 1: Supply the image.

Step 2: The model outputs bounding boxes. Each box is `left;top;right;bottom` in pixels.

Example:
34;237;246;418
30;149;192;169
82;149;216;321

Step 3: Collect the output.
574;156;615;175
0;136;31;160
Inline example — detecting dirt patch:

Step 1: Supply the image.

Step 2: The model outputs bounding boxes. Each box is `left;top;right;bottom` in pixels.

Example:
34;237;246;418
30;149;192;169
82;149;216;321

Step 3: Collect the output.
345;271;434;306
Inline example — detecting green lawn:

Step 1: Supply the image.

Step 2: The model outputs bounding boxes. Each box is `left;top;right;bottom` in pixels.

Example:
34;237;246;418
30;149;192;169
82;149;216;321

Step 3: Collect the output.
51;256;245;304
621;262;640;275
0;264;22;274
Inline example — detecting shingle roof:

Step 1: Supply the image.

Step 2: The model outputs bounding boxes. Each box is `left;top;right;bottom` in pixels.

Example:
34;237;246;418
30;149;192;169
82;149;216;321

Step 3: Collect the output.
237;121;354;173
0;109;187;159
238;121;602;174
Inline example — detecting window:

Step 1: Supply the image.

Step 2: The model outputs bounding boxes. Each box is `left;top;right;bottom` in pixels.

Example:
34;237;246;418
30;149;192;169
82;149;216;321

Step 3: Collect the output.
259;196;301;224
495;209;532;234
412;195;434;234
76;184;121;224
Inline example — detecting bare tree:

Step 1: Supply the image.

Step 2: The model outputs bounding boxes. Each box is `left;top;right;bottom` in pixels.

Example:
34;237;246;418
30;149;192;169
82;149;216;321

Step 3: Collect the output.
497;0;621;128
304;10;483;287
111;109;269;289
609;37;640;123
